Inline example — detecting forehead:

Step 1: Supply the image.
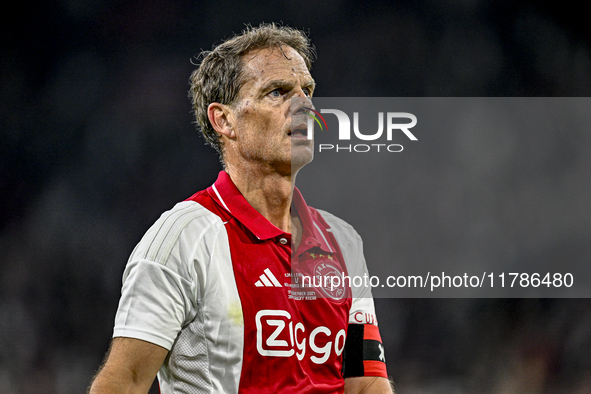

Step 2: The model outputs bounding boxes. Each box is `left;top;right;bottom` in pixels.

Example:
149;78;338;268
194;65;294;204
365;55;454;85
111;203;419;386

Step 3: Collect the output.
240;46;312;87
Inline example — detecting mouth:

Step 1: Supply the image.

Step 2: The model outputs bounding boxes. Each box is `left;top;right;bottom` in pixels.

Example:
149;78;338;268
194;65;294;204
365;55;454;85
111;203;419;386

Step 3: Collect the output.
289;118;309;138
289;128;308;137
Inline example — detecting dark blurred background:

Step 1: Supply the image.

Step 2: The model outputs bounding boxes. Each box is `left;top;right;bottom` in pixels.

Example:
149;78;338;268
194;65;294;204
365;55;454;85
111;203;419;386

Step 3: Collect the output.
2;1;591;393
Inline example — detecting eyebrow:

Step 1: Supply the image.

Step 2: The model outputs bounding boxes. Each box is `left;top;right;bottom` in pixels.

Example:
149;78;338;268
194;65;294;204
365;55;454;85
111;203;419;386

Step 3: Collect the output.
260;79;316;94
303;80;317;92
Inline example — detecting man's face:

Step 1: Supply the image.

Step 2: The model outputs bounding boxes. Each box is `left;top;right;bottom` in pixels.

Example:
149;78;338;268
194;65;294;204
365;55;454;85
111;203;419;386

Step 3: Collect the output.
228;46;315;175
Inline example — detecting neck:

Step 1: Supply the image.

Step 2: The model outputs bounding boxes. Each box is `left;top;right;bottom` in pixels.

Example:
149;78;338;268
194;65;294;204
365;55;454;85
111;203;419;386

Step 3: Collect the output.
225;162;297;233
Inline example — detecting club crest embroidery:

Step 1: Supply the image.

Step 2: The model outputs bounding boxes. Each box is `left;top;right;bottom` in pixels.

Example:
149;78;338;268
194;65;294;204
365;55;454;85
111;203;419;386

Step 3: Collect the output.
290;252;347;303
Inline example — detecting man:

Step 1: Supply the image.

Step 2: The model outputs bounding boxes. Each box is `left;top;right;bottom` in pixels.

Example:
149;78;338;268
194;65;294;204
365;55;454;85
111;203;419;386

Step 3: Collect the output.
89;23;393;393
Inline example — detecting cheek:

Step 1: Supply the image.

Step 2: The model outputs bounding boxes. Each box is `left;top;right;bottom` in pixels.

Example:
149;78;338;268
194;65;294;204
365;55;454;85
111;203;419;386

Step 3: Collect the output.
240;115;268;136
239;110;277;135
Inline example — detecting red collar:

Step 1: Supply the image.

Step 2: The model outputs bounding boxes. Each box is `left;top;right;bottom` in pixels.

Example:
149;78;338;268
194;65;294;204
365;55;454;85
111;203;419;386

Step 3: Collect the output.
207;171;334;254
207;171;285;240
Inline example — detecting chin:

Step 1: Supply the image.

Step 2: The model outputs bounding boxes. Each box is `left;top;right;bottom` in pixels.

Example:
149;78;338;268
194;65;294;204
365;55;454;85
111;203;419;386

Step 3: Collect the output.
290;149;314;173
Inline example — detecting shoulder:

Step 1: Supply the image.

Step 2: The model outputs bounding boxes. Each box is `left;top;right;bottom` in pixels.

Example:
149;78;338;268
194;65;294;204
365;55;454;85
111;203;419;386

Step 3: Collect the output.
312;208;373;301
313;208;363;244
130;199;226;267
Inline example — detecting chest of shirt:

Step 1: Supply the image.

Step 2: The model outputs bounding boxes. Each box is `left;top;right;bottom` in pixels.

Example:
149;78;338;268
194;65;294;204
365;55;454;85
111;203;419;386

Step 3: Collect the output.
197;220;351;373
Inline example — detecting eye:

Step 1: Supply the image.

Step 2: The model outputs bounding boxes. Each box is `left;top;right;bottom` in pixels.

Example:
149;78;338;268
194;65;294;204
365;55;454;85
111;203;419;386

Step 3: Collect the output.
303;87;312;97
269;89;282;98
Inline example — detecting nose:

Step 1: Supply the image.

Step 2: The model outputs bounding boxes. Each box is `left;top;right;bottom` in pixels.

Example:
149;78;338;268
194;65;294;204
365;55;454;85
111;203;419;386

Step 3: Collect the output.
290;93;313;116
290;95;313;136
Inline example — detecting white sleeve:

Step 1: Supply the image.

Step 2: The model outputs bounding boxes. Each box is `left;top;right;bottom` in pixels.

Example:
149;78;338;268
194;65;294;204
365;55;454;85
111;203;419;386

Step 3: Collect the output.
112;201;209;350
341;229;378;326
316;209;379;326
113;259;196;350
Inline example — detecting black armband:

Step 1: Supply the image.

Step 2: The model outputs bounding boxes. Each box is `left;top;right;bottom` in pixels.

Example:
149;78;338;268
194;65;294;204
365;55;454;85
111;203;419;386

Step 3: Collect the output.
342;324;388;378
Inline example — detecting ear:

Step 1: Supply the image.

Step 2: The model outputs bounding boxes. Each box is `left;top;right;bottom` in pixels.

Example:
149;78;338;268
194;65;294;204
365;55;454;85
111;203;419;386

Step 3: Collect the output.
208;103;236;139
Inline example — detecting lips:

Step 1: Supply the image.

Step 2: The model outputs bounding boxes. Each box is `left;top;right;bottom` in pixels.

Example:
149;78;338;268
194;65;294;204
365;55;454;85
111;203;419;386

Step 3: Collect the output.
290;117;308;137
289;128;307;137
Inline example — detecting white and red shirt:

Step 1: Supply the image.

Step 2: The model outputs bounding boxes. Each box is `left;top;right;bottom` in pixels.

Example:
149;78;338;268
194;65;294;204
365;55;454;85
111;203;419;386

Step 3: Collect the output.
113;171;383;393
